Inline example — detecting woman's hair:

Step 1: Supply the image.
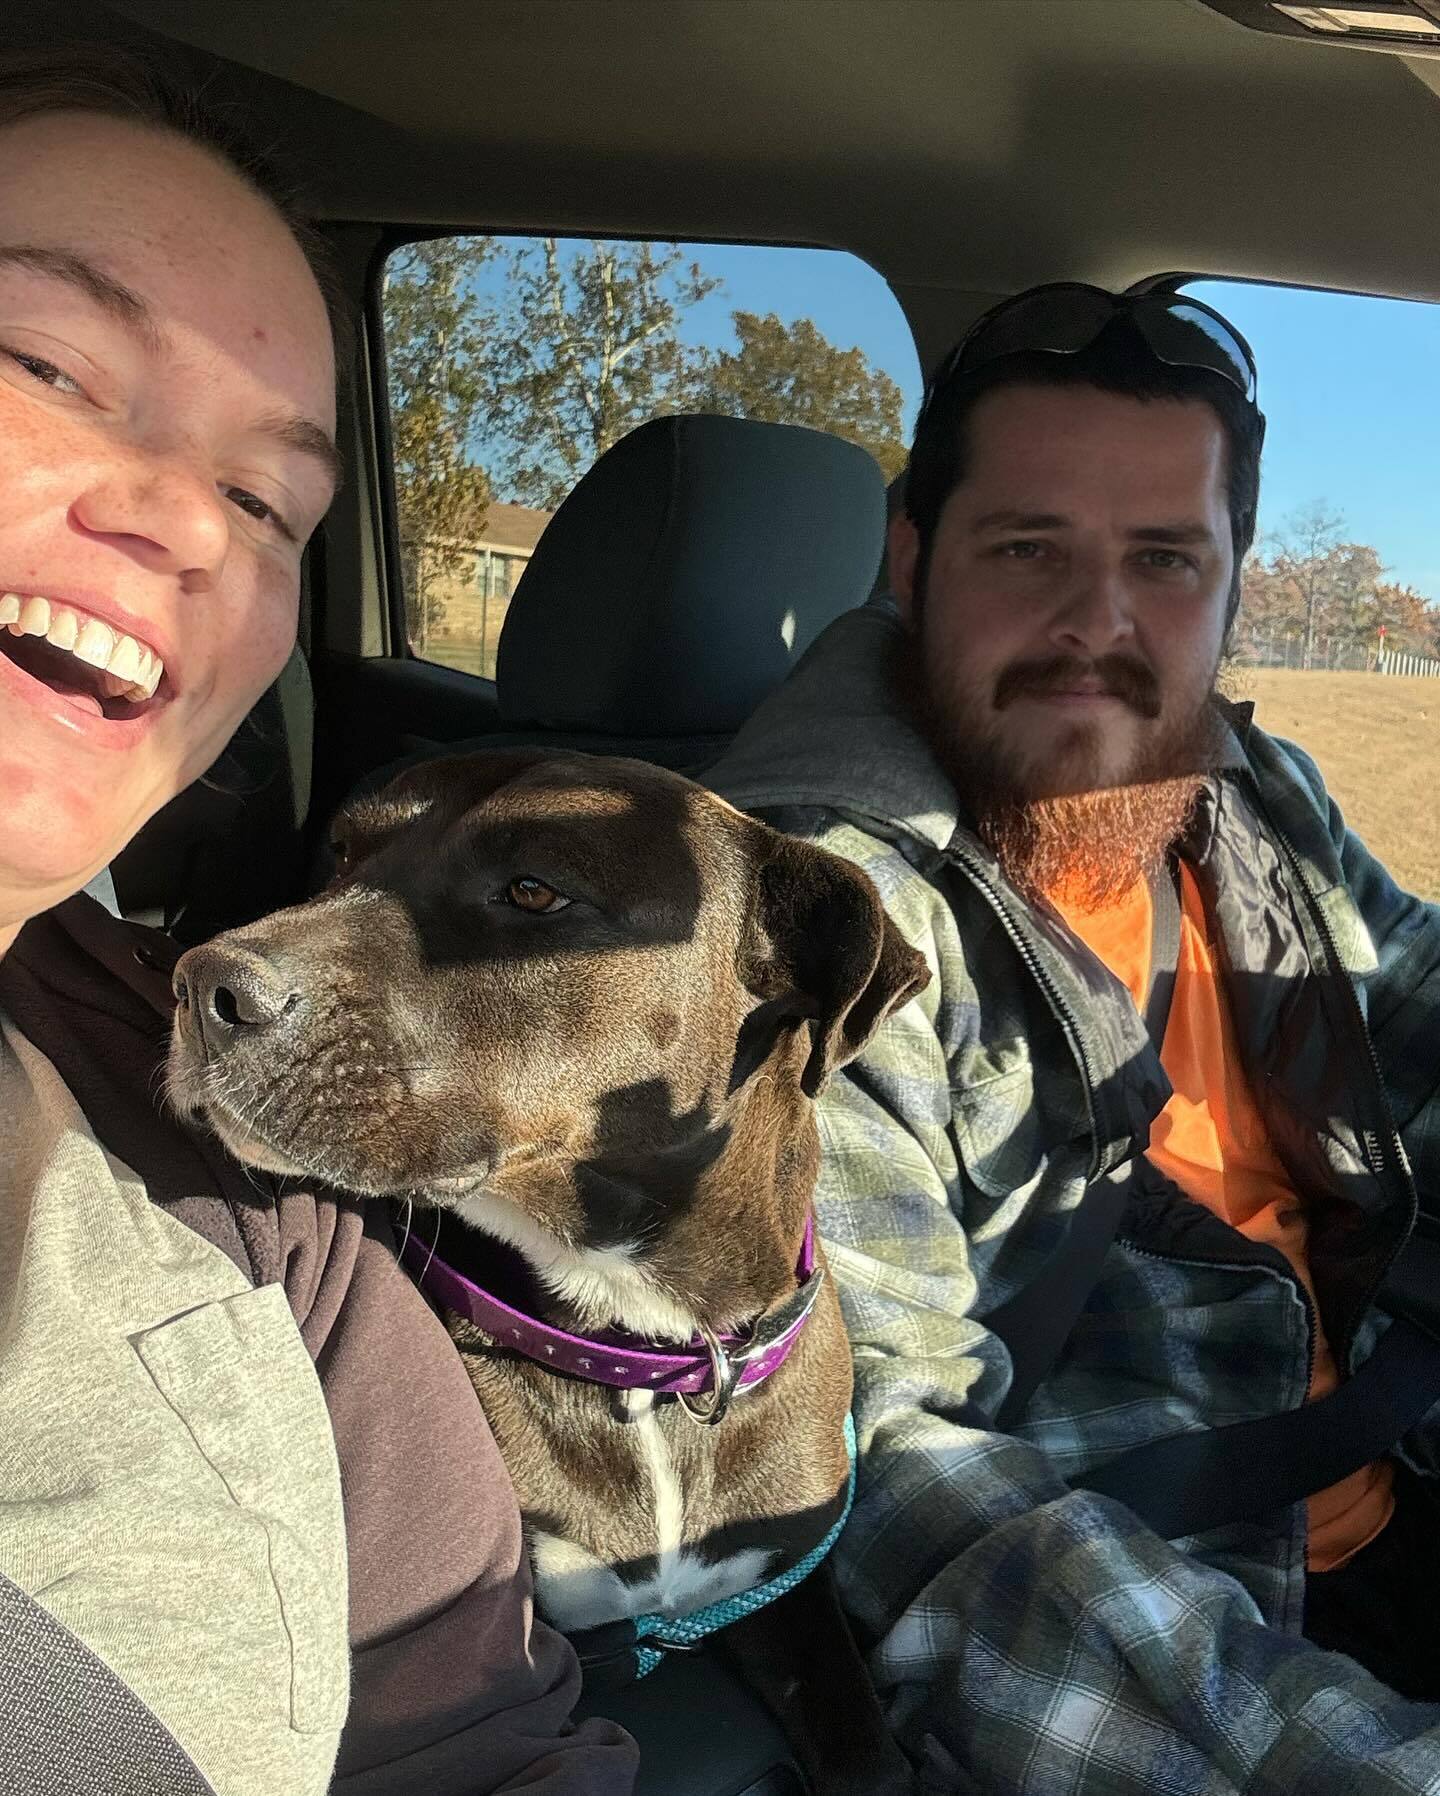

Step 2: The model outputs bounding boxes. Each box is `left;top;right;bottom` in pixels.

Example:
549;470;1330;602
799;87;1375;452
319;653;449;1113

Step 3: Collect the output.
0;41;352;366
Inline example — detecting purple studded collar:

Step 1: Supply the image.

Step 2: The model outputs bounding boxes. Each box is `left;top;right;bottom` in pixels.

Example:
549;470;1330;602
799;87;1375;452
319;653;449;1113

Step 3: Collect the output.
404;1218;824;1425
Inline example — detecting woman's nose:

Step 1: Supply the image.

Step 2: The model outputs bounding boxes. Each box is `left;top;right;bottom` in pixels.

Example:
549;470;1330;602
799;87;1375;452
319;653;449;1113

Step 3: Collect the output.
70;455;230;592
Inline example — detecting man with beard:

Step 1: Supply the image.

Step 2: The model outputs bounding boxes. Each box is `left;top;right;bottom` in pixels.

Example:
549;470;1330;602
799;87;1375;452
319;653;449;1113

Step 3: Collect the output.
710;286;1440;1792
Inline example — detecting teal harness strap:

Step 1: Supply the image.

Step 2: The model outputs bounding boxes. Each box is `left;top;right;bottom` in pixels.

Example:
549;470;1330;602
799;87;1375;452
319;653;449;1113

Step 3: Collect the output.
630;1413;857;1677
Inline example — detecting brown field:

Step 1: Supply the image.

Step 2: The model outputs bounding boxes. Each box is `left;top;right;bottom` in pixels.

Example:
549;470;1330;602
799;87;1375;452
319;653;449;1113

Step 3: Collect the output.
1236;669;1440;902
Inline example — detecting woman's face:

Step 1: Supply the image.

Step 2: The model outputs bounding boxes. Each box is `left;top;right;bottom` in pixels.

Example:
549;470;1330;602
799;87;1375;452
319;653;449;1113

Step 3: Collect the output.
0;111;338;938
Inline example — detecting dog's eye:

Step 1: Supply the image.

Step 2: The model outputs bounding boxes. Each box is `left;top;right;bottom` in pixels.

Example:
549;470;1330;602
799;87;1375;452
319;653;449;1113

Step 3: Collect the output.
330;840;354;879
503;877;571;914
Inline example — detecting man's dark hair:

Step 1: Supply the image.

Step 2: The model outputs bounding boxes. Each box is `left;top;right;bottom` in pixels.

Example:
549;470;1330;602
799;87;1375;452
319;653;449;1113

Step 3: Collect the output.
0;42;352;369
905;319;1263;623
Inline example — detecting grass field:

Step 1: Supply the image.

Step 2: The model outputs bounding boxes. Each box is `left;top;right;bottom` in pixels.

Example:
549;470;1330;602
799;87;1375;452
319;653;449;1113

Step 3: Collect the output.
1237;669;1440;902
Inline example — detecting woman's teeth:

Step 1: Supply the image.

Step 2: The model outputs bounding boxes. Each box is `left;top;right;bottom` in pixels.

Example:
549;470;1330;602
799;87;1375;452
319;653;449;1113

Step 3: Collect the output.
0;592;164;702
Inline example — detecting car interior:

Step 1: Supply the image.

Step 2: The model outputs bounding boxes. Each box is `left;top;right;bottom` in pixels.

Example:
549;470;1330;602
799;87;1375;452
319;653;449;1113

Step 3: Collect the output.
17;0;1440;1789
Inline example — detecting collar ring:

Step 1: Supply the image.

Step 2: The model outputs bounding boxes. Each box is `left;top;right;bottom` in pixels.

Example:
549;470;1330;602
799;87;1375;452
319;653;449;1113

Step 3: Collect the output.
676;1323;741;1427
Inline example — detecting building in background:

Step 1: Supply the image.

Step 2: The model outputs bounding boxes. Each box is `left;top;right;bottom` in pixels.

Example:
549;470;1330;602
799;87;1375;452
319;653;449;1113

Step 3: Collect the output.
420;502;553;678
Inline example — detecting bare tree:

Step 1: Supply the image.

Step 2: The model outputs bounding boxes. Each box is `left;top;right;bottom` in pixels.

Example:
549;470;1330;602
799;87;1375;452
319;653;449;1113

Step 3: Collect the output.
1282;503;1345;669
479;239;721;507
1232;503;1436;670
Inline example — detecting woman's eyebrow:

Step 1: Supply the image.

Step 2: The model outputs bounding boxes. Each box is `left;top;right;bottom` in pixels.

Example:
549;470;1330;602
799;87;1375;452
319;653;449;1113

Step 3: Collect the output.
0;243;162;353
1;242;340;493
252;411;344;495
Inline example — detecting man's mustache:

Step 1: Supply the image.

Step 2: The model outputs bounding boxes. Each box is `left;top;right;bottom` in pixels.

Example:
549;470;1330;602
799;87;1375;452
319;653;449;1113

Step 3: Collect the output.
993;654;1162;720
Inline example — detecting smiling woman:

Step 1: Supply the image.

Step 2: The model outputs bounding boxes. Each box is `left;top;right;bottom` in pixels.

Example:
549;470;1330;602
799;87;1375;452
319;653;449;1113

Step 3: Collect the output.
0;42;634;1796
0;92;339;926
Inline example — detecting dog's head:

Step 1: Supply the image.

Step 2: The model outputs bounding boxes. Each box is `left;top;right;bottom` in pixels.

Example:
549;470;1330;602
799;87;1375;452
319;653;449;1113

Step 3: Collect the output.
168;750;927;1236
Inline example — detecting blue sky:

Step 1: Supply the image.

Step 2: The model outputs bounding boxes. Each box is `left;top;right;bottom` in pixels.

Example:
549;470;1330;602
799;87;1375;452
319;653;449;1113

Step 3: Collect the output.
667;241;923;422
461;239;1440;598
1189;279;1440;595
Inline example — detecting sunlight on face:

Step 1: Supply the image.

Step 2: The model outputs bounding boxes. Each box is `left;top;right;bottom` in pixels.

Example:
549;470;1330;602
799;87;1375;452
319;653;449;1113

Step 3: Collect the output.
0;112;338;935
892;383;1235;803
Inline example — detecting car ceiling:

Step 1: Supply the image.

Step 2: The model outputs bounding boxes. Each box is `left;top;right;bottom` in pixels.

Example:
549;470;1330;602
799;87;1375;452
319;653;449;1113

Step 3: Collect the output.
21;0;1440;359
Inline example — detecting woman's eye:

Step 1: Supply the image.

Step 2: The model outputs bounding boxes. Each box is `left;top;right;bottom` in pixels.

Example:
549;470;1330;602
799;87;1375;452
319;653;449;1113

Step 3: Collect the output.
5;348;87;399
225;485;295;541
502;877;571;914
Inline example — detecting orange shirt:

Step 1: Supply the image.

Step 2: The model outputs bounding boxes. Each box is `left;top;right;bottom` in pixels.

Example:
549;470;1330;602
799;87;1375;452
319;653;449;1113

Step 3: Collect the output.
1054;866;1394;1571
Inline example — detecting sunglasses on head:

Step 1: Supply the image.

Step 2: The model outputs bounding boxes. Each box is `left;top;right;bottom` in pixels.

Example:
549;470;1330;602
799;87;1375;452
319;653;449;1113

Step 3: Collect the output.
920;282;1261;424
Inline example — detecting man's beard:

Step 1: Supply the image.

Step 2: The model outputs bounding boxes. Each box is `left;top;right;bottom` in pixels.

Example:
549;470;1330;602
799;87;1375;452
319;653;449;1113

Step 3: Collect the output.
897;637;1222;912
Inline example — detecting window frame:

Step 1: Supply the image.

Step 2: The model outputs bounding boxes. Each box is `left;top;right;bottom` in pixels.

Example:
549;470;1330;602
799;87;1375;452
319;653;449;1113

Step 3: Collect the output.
367;225;921;684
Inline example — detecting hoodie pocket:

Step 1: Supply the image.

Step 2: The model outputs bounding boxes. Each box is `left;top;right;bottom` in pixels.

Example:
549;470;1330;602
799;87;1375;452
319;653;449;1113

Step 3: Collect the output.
132;1283;349;1736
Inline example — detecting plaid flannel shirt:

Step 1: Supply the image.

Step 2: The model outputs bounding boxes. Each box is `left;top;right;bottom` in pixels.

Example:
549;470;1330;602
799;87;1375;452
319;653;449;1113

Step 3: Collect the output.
710;602;1440;1796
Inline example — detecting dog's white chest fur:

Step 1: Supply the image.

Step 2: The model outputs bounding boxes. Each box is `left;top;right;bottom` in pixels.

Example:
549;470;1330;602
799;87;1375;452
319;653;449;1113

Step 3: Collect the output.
528;1395;776;1632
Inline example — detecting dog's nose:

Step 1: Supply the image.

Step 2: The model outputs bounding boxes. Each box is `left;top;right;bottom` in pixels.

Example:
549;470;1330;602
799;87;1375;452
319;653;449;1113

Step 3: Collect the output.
174;944;303;1057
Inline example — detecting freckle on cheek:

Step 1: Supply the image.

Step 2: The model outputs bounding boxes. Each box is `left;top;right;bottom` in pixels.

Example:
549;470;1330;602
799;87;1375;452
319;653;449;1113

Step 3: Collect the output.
0;760;36;802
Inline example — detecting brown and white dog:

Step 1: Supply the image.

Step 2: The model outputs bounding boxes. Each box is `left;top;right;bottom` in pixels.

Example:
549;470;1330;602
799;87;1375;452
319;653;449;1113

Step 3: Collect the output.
167;749;928;1794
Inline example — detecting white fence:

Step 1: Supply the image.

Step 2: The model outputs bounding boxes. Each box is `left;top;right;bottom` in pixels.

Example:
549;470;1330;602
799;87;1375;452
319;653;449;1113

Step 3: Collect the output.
1242;636;1373;673
1378;649;1440;679
1239;638;1440;678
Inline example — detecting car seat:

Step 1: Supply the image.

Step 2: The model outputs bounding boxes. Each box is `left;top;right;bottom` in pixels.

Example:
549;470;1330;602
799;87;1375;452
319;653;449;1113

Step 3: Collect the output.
380;411;887;776
109;645;314;944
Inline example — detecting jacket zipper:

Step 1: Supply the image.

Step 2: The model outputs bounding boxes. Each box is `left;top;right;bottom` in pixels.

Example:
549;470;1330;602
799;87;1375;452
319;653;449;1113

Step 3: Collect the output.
1255;803;1417;1365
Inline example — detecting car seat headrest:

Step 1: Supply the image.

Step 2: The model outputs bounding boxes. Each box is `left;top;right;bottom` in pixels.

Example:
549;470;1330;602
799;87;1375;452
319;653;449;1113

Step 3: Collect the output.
109;646;314;941
496;414;886;736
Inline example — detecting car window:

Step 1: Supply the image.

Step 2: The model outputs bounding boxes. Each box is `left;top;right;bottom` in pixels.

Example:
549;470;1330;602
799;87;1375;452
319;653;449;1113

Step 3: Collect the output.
1187;279;1440;902
378;234;920;680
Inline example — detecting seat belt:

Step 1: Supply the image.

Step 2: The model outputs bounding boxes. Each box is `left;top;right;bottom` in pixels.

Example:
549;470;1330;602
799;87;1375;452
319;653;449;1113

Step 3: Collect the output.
1077;1307;1440;1537
992;858;1182;1429
0;1568;218;1795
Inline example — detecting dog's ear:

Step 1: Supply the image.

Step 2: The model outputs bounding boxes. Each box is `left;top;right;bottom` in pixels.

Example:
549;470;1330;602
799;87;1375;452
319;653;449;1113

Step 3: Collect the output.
738;831;930;1098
